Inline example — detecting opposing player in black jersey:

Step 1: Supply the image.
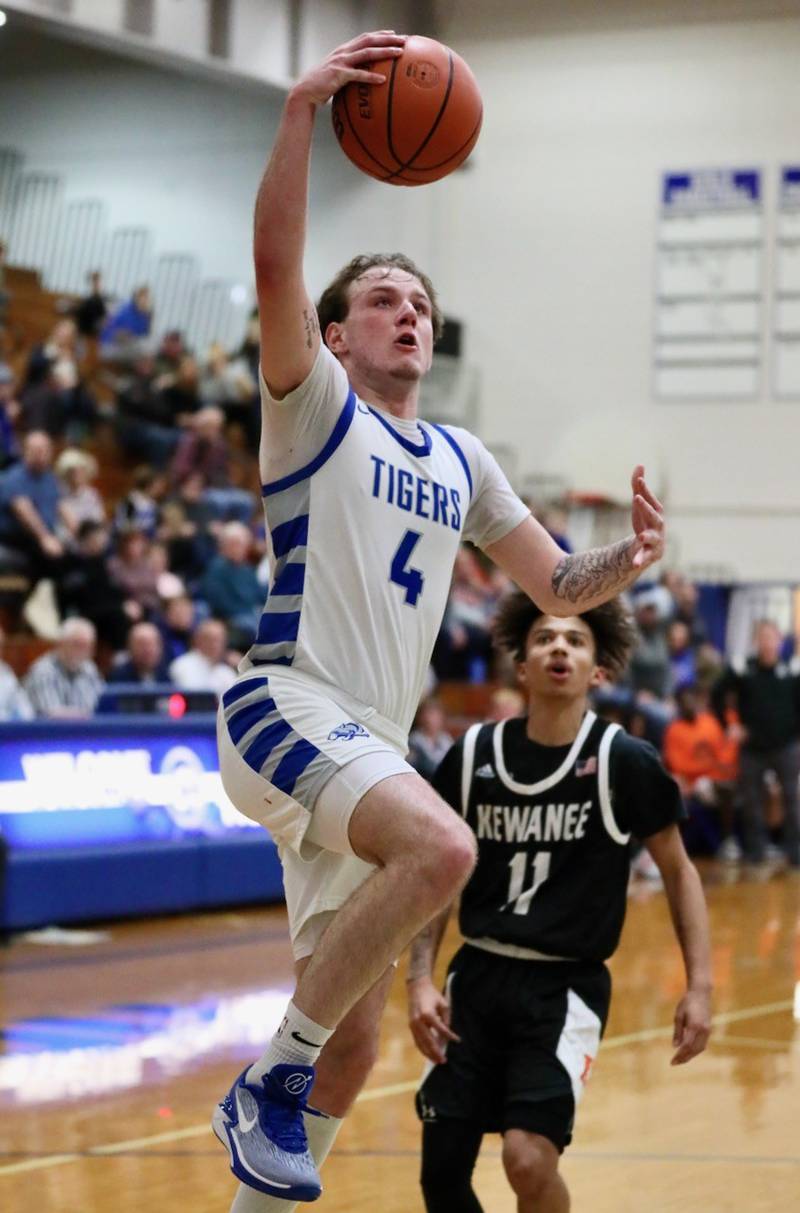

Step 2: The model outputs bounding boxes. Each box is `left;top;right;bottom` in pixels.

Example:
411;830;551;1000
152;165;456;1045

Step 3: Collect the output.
407;592;712;1213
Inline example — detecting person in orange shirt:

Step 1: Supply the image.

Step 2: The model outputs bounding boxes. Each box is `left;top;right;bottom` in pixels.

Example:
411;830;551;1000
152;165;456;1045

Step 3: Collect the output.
663;683;740;860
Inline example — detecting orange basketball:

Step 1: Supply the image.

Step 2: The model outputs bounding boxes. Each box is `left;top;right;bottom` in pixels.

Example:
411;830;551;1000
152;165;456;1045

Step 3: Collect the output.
331;36;482;187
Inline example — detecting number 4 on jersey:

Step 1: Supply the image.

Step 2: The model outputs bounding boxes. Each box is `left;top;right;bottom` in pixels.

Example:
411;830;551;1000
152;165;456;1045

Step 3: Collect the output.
390;529;424;606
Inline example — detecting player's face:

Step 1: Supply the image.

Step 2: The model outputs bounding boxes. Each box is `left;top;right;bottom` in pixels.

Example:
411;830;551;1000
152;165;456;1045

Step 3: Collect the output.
517;615;601;701
333;267;435;382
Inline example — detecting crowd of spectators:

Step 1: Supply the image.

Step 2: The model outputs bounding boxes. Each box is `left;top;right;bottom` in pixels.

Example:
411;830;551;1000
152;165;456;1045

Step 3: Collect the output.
1;258;799;874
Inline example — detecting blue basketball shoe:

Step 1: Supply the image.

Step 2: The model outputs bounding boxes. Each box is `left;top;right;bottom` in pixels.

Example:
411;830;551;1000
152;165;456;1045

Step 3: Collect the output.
212;1064;322;1202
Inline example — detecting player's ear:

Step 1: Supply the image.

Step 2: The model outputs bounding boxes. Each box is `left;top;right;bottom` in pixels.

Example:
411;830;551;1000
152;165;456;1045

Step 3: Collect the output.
589;665;606;689
515;660;528;688
325;321;347;356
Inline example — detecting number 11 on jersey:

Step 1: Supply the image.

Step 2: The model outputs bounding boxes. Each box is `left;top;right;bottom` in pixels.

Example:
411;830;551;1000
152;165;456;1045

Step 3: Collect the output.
505;851;552;915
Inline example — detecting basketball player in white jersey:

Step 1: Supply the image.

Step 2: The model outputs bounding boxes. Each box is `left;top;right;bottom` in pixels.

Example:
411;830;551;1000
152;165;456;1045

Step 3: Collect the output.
408;594;711;1213
212;31;666;1207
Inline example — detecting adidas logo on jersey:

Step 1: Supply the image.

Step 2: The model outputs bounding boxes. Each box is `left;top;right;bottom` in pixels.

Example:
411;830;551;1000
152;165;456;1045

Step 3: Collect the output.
475;763;495;779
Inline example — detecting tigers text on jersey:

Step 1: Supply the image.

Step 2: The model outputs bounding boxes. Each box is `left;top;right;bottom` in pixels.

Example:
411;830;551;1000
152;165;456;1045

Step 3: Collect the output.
248;345;529;741
433;712;683;963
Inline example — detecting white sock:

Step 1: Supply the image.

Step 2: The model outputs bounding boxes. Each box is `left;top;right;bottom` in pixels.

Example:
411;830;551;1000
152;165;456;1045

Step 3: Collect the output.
229;1108;344;1212
246;1001;334;1081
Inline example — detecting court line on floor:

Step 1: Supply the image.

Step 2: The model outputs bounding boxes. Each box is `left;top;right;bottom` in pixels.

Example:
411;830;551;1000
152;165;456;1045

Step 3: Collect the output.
1;926;289;974
0;995;793;1180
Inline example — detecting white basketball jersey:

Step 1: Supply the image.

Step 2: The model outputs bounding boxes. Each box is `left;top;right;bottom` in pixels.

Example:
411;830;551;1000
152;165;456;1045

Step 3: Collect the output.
247;346;528;742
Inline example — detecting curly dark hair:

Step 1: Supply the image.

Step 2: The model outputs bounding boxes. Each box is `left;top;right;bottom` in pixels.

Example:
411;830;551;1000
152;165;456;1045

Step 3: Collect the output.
316;253;444;345
492;591;637;679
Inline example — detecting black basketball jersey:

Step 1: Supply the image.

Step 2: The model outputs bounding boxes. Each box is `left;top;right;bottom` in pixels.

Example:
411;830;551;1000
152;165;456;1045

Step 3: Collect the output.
432;710;683;963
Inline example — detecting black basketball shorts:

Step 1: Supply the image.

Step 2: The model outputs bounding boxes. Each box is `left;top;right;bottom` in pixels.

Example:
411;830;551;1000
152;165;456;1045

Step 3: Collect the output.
416;944;612;1152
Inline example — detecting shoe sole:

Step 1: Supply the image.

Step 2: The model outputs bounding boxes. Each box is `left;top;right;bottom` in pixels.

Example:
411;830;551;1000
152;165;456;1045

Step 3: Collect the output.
212;1106;322;1203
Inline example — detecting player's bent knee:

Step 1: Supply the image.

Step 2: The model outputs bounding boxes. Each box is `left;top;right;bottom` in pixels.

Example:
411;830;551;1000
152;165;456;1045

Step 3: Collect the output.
421;817;477;900
502;1134;559;1199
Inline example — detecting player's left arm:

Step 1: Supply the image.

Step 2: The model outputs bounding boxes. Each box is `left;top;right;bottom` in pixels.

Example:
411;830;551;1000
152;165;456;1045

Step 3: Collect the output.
645;825;712;1065
485;465;665;614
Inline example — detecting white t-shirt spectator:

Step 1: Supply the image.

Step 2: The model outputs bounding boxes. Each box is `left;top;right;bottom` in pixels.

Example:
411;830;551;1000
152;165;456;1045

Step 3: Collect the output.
169;651;236;698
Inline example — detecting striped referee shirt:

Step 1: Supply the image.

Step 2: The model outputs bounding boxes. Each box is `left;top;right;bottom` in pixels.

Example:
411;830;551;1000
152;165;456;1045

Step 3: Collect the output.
23;652;104;717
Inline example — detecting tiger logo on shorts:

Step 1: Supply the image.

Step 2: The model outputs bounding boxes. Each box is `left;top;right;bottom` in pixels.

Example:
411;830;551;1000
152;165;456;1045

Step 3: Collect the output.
328;721;370;741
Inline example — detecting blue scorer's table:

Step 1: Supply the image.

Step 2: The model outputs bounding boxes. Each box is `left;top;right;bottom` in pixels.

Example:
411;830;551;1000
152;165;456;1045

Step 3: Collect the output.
0;716;283;929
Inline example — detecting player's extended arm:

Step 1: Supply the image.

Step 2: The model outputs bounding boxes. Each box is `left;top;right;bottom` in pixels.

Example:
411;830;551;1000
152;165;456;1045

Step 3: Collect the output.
253;31;405;398
485;466;665;614
406;904;460;1064
646;824;713;1065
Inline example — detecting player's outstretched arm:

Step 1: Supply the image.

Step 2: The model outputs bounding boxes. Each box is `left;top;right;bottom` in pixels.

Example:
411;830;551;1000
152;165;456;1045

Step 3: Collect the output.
485;465;665;615
254;31;405;398
406;905;460;1065
646;825;712;1066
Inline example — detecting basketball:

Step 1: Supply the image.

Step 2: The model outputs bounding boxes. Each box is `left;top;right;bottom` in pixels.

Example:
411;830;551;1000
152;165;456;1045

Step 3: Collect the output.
331;35;482;186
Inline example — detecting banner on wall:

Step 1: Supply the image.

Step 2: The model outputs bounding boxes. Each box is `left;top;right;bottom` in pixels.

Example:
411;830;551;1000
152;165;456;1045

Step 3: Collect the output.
0;723;260;849
774;167;800;399
654;168;763;401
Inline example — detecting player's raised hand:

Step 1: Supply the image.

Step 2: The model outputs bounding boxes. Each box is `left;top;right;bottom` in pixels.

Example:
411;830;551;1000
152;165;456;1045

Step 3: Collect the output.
629;465;665;570
407;976;460;1065
670;988;711;1065
292;31;406;108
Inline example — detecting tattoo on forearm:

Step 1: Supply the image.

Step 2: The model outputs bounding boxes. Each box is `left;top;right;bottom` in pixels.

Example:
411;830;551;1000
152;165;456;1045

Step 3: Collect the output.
302;307;319;350
552;536;637;605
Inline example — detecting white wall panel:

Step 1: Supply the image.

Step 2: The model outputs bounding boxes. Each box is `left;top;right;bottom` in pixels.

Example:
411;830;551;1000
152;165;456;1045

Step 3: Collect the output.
229;0;291;82
154;0;209;58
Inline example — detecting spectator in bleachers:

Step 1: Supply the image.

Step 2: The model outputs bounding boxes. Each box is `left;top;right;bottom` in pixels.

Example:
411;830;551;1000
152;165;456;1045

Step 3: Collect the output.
407;697;454;781
200;341;259;444
107;526;161;618
157;592;196;664
156;354;201;422
711;619;800;868
154;329;187;376
169;617;236;697
100;285;153;357
148;539;187;603
0;363;21;469
55;448;105;532
232;309;260;384
72;270;108;339
670;575;709;647
170;405;255;524
667;619;696;688
114;349;182;467
20;319;96;438
113;464;166;538
663;683;740;860
432;546;495;681
157;498;210;588
0;624;33;720
23;617;104;718
200;520;263;648
107;620;171;685
628;588;673;701
0;430;68;586
57;520;142;650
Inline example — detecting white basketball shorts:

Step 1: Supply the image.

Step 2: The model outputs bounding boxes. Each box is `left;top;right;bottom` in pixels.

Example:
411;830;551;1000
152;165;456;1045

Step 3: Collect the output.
216;665;415;959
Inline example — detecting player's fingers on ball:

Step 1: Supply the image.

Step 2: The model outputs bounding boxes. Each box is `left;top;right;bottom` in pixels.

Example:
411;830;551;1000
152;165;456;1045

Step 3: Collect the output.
348;45;404;65
349;31;405;50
